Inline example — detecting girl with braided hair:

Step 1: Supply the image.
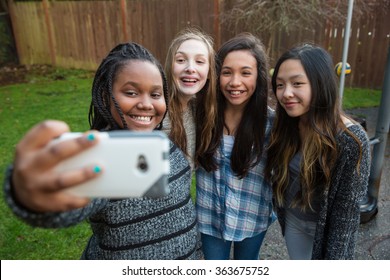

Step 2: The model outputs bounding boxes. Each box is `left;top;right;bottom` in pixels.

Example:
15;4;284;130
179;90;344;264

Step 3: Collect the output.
4;42;200;260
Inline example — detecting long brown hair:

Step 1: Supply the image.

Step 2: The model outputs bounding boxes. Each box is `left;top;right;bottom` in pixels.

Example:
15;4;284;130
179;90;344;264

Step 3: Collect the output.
265;44;362;211
164;27;217;159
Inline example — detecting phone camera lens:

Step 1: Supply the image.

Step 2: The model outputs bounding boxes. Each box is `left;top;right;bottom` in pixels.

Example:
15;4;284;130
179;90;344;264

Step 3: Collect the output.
137;155;148;172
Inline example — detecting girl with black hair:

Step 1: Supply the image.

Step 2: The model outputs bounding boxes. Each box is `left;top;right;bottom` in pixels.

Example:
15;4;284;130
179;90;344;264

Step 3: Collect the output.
265;43;371;259
4;42;200;260
196;33;275;260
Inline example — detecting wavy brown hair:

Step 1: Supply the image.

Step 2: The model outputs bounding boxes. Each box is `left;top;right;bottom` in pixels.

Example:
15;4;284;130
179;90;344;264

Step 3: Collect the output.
164;27;217;160
265;44;362;211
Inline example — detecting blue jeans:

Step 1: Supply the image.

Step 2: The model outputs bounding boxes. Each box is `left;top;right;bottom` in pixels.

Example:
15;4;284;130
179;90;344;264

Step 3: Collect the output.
201;231;267;260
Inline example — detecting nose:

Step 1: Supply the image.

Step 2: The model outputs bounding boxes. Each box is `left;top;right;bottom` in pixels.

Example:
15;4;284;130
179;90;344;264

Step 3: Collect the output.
136;96;153;110
282;84;294;98
185;61;196;73
229;74;242;87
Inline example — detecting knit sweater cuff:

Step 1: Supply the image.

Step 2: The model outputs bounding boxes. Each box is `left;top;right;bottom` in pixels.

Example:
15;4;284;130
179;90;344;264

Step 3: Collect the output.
3;164;58;225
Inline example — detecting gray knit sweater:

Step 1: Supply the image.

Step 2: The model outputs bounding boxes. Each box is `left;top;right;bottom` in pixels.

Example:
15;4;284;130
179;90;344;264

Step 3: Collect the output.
4;141;200;260
276;124;371;259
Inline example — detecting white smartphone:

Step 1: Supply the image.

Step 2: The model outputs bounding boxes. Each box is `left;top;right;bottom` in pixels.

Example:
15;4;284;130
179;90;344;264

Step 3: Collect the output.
52;131;170;199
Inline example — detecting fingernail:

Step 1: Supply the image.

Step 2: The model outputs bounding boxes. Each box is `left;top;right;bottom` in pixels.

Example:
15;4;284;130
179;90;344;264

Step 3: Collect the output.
93;165;102;174
86;133;95;142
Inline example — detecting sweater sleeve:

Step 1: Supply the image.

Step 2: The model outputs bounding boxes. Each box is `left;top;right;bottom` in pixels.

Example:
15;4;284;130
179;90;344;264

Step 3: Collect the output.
3;165;108;228
322;125;371;259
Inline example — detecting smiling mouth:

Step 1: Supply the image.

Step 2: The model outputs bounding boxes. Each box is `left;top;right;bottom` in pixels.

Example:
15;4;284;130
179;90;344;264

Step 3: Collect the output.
130;115;152;122
229;90;244;96
181;78;198;85
283;102;299;108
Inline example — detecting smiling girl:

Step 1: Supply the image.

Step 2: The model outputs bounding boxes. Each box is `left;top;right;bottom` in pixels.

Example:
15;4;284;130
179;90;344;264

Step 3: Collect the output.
162;28;217;171
4;42;200;260
265;44;371;259
195;33;275;260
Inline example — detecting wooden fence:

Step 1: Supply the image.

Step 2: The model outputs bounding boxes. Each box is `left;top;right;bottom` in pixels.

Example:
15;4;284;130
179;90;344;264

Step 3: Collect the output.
7;0;390;89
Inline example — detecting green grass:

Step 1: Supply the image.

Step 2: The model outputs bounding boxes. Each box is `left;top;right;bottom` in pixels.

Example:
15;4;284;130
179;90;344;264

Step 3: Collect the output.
342;87;382;109
0;68;94;259
0;67;382;259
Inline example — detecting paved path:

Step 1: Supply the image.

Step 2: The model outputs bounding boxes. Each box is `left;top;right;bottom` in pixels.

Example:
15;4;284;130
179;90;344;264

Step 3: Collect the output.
261;107;390;260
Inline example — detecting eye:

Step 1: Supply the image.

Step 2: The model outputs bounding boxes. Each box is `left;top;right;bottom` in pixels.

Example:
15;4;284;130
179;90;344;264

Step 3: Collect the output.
124;90;137;96
293;81;305;87
221;70;231;76
276;83;284;89
175;56;185;63
151;91;163;99
242;71;252;76
196;59;206;65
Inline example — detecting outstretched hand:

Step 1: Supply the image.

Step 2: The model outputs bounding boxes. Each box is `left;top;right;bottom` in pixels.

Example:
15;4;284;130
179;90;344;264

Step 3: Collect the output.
11;120;101;213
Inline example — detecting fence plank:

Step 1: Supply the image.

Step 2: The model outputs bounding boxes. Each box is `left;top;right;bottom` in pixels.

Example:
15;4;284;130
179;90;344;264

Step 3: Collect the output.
7;0;390;88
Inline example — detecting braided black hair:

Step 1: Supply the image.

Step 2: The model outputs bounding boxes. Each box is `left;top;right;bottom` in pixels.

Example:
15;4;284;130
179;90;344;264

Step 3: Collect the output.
88;43;168;130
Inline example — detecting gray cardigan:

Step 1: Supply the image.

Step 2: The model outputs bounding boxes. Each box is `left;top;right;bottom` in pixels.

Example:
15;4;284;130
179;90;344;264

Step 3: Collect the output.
276;124;371;259
4;141;200;260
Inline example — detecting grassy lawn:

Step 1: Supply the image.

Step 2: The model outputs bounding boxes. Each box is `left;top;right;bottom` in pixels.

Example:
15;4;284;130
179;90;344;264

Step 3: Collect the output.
0;68;94;259
0;67;382;259
342;87;382;109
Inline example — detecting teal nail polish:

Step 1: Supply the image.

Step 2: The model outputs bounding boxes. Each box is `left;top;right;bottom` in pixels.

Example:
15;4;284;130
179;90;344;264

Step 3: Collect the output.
93;166;101;174
86;133;95;141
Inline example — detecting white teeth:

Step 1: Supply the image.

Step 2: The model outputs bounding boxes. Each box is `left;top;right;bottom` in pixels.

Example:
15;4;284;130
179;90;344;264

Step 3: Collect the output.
230;91;242;95
183;79;197;82
131;116;152;122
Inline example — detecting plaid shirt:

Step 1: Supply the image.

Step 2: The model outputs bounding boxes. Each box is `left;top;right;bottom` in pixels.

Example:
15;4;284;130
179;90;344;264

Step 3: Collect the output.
196;109;274;241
